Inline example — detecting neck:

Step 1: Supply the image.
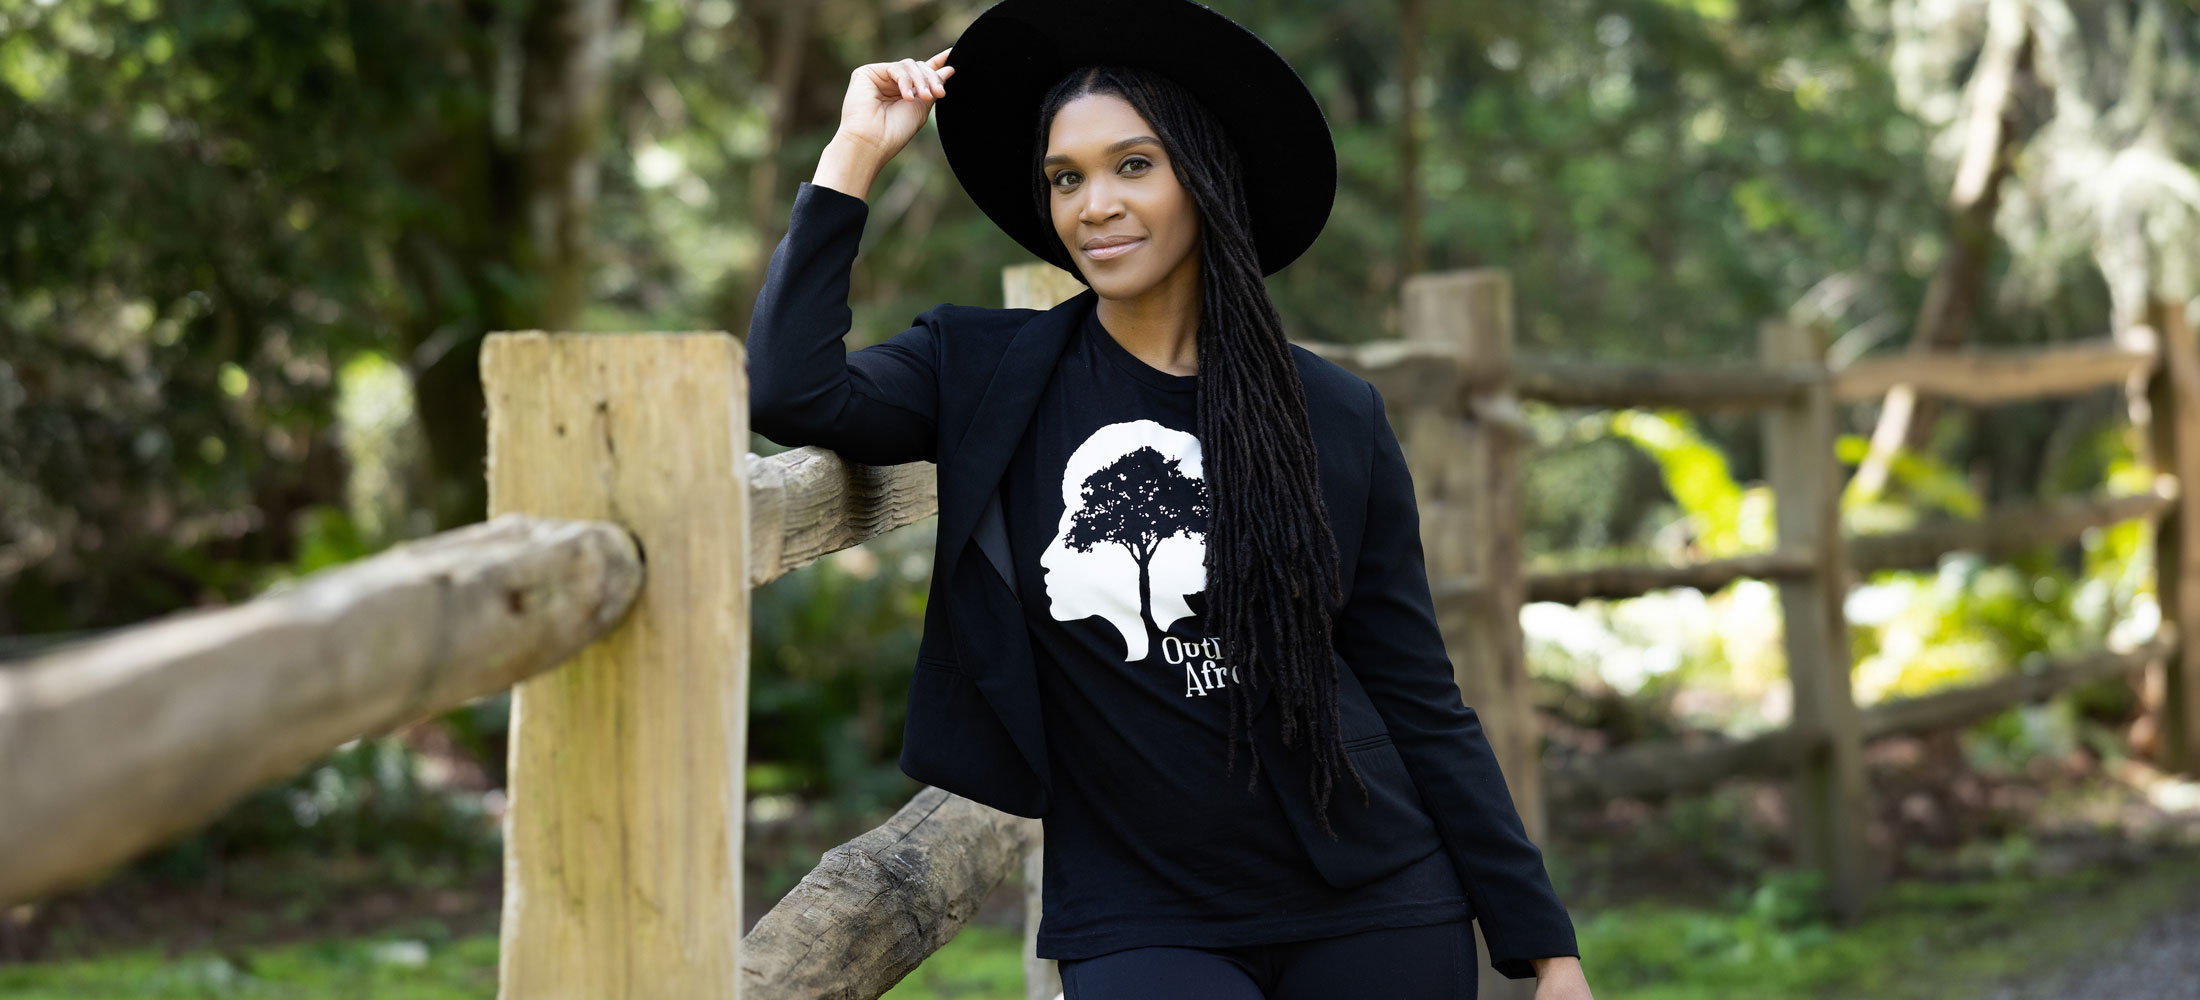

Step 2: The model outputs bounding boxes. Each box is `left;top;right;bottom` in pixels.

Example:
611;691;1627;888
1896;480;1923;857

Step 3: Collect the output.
1093;257;1202;376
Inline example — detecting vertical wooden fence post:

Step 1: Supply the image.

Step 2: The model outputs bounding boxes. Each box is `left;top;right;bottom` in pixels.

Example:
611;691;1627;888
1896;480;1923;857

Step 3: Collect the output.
484;332;752;999
1402;270;1536;1000
1003;263;1086;1000
1759;320;1871;921
2144;296;2200;777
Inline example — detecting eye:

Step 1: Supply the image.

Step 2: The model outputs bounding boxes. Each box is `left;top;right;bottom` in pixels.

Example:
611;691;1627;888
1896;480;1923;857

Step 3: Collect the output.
1050;155;1156;192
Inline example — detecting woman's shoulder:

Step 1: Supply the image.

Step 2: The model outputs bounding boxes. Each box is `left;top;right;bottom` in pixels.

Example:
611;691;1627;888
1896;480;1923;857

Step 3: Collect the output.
905;300;1054;368
1286;341;1379;423
910;300;1046;331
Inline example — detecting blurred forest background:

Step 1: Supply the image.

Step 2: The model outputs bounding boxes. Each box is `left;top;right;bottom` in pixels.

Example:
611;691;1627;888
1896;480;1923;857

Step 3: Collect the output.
5;0;2200;996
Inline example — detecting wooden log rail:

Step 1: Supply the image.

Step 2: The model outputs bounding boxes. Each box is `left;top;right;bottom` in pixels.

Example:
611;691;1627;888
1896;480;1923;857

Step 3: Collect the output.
0;515;644;905
1324;335;2155;416
1847;483;2178;575
0;441;938;910
1513;356;1821;411
1522;548;1817;604
1502;482;2177;608
747;446;937;587
738;787;1039;1000
1545;631;2174;803
1829;336;2154;405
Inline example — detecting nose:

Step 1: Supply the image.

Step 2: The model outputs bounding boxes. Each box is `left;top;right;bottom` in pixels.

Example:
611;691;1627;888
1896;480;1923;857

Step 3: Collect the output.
1077;175;1125;226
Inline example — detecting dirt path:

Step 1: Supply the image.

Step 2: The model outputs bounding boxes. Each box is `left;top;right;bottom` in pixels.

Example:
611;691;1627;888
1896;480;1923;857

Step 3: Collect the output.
1981;896;2200;1000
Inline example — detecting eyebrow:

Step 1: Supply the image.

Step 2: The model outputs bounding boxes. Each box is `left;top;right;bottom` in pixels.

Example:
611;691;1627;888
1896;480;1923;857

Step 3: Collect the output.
1042;135;1163;169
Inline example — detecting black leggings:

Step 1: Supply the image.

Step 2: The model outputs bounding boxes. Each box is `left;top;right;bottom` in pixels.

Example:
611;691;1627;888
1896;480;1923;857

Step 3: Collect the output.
1056;918;1478;1000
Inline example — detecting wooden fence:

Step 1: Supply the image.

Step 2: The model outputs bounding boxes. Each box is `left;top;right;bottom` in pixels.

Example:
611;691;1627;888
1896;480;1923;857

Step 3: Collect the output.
2;271;2194;1000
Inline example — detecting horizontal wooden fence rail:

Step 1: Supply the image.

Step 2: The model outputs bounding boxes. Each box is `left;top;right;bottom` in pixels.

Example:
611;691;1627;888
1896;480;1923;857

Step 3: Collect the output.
747;446;938;587
1847;483;2178;575
1512;356;1820;411
1545;630;2174;804
1830;336;2155;405
1396;336;2157;417
1518;548;1820;605
1496;483;2177;609
1857;633;2176;743
1295;338;1472;413
0;515;644;906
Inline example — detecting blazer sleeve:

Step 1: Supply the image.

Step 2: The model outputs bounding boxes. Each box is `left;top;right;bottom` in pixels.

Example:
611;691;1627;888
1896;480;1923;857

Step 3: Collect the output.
1333;380;1580;980
745;180;942;466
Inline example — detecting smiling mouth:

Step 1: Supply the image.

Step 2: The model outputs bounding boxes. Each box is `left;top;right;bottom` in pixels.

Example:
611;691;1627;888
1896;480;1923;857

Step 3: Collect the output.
1083;239;1145;260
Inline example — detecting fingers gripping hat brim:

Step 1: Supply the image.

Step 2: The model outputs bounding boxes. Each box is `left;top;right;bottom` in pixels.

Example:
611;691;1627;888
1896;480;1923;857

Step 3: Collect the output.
936;0;1336;278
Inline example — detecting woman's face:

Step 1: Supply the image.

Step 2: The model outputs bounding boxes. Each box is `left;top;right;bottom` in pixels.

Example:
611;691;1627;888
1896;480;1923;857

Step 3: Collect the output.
1043;92;1201;301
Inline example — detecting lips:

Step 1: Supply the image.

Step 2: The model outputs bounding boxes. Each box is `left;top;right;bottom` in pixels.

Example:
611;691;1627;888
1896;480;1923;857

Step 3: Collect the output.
1083;238;1145;260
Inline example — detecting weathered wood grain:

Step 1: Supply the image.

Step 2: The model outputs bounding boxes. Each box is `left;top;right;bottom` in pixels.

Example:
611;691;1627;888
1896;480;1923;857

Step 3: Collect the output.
0;515;642;905
746;448;937;587
739;787;1039;1000
485;331;748;1000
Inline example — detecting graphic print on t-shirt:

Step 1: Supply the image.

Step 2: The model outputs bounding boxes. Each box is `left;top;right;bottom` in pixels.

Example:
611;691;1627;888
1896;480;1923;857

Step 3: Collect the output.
1040;418;1237;695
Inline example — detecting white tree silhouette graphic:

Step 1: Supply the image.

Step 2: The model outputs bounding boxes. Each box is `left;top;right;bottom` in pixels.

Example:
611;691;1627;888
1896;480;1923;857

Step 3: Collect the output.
1063;445;1212;660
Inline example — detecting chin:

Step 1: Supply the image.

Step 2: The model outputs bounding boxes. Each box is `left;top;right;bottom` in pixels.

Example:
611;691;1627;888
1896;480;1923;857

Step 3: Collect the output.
1086;272;1154;300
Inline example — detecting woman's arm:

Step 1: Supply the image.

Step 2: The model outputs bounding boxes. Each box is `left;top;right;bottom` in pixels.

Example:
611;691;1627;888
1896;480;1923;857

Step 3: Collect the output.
1332;380;1581;980
745;52;956;466
745;171;941;466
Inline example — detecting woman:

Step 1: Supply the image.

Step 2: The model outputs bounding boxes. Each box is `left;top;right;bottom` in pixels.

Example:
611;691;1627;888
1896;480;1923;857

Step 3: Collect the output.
748;2;1593;997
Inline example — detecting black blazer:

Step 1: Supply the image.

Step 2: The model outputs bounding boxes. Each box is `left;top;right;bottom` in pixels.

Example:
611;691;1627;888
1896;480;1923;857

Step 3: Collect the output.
746;179;1578;979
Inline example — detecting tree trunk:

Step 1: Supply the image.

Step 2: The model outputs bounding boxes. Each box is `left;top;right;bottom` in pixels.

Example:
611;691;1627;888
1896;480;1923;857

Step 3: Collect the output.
1850;0;2035;501
407;0;625;529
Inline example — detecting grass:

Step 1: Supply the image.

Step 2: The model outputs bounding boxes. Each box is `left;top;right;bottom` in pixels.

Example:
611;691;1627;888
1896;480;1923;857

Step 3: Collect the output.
4;845;2194;999
1573;844;2200;999
0;930;497;999
879;923;1029;999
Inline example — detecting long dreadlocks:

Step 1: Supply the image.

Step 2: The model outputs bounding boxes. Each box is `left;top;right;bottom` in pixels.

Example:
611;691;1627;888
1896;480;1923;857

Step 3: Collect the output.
1027;65;1366;839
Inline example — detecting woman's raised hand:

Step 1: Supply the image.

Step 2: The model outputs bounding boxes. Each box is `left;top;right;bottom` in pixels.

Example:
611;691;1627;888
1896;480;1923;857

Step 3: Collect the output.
835;48;954;165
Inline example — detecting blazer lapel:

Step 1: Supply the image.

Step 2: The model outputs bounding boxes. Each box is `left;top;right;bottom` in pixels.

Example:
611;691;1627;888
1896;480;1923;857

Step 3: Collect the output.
937;286;1095;594
931;287;1094;793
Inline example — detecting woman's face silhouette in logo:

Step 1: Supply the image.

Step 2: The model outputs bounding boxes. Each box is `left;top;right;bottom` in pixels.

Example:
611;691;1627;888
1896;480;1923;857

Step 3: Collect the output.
1040;418;1210;664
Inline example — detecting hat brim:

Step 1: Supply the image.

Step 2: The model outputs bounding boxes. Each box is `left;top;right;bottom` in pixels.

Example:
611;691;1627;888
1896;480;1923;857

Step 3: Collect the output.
936;0;1336;279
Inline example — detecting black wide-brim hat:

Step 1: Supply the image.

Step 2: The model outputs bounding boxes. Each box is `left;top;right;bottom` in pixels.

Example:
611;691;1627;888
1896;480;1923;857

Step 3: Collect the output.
935;0;1335;279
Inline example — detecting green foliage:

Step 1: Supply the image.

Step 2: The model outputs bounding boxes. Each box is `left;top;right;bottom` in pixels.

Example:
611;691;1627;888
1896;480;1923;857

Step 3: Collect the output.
747;513;936;815
1835;433;1984;528
286;505;374;577
0;0;494;630
1581;870;1840;991
1608;408;1771;557
136;737;499;883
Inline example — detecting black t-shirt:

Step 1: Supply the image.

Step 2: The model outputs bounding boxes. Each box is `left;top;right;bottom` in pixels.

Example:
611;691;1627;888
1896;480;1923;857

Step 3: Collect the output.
1005;304;1470;961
